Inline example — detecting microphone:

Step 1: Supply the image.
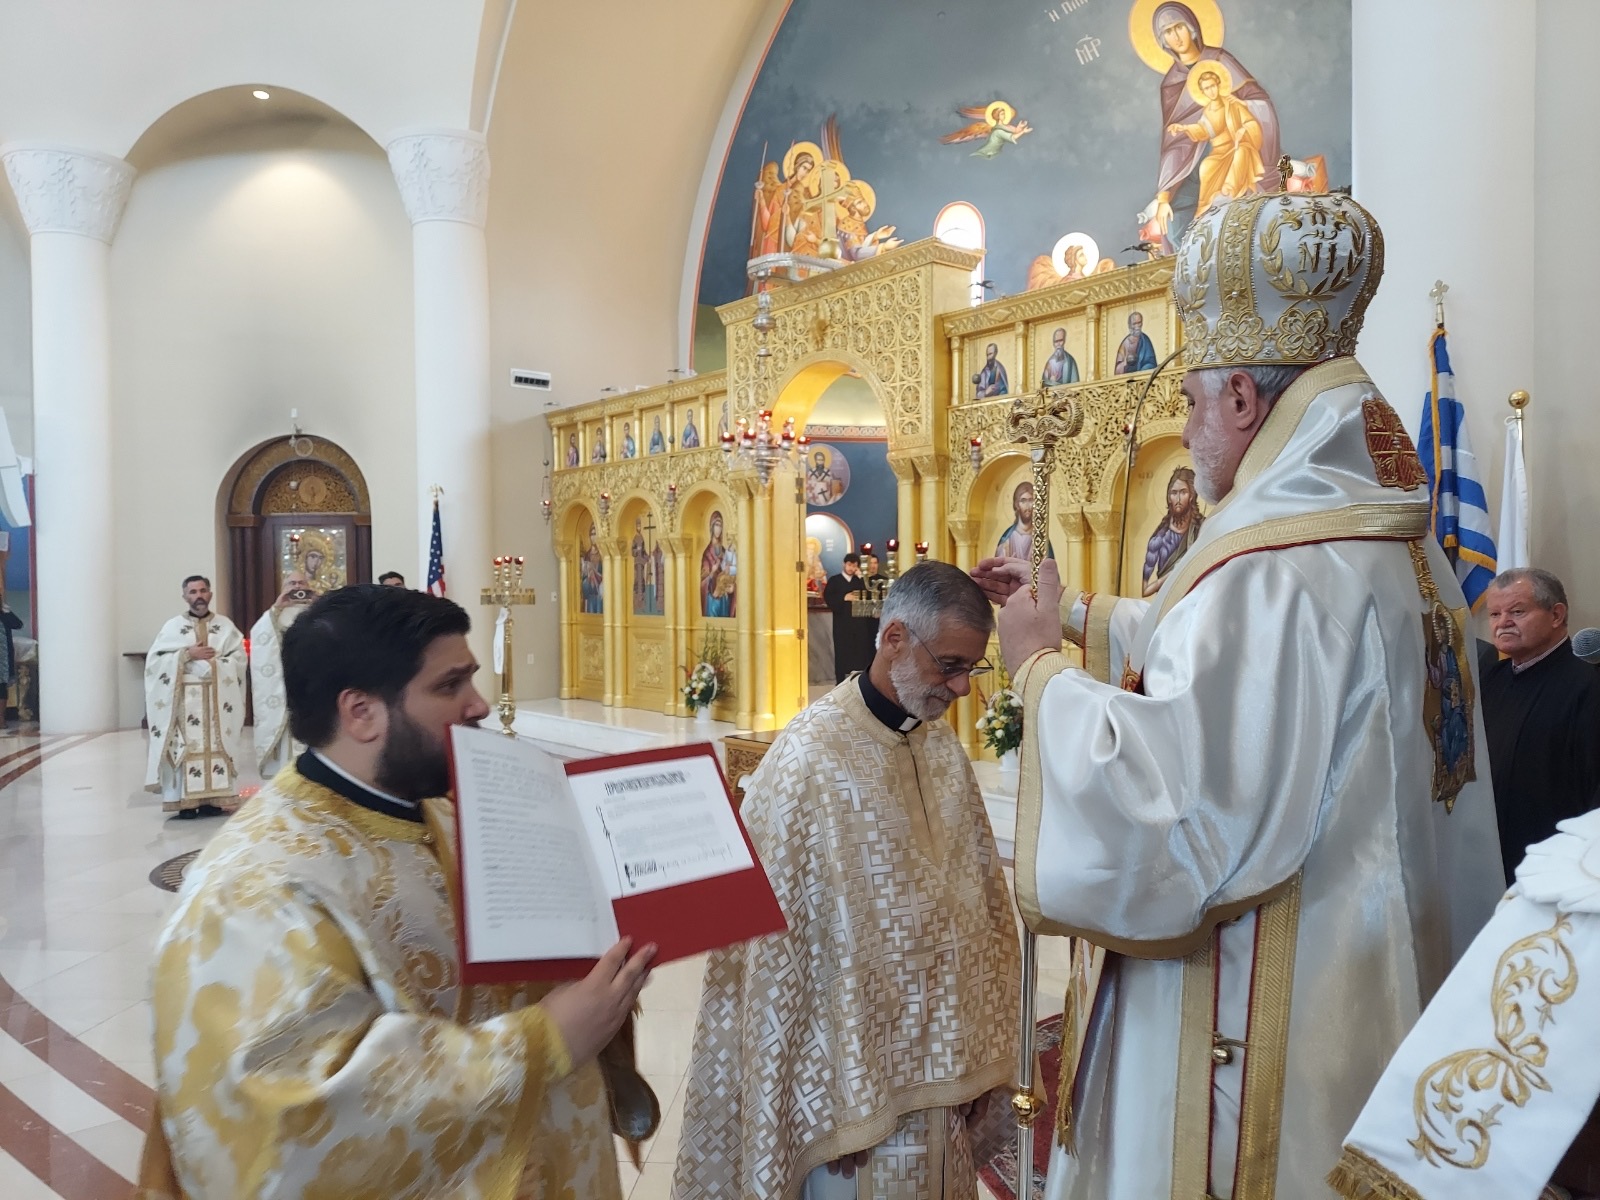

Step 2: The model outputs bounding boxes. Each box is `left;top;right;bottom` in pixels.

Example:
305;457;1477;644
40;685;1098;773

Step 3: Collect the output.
1573;627;1600;665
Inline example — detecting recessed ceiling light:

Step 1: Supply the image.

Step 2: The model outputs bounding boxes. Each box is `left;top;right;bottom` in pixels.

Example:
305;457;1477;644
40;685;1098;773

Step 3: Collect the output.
252;89;271;100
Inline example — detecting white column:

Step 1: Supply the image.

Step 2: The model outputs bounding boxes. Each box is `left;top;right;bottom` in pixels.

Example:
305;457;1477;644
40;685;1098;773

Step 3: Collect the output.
387;129;493;656
1351;1;1536;449
1;144;134;734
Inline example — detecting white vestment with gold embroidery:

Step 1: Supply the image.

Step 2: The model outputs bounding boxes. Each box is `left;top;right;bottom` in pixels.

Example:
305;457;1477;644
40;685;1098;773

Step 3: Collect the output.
142;768;623;1200
143;612;247;809
1334;809;1600;1200
1013;359;1505;1200
248;604;305;777
672;680;1022;1200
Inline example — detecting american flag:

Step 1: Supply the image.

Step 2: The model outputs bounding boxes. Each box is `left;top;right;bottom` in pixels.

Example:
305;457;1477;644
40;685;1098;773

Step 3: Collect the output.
427;497;446;596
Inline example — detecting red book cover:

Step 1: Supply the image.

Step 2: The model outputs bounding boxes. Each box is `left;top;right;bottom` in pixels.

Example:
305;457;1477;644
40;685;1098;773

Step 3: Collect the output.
450;733;786;985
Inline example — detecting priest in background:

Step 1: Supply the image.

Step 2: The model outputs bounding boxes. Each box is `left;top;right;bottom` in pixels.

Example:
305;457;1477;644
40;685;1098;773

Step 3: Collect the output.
1478;567;1600;883
249;569;316;780
144;574;247;818
977;190;1504;1199
673;561;1021;1200
141;584;656;1200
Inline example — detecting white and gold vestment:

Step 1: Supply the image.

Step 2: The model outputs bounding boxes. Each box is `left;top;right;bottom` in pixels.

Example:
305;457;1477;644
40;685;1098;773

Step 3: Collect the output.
140;761;623;1200
1014;192;1505;1200
144;611;247;811
248;603;305;777
672;679;1021;1199
1334;809;1600;1200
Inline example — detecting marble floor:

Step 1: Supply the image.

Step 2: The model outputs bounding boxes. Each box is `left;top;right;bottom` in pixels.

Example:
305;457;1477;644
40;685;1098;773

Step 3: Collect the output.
0;722;1065;1200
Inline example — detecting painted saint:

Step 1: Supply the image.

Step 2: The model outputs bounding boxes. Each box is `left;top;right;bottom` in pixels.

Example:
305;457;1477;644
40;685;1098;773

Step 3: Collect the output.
681;411;701;448
1137;1;1280;250
591;433;607;464
580;522;604;614
1142;465;1205;597
700;510;736;618
1115;311;1159;375
631;519;649;615
621;422;637;460
565;432;579;468
1040;327;1080;386
972;343;1009;399
648;415;668;455
996;480;1053;561
1166;63;1267;212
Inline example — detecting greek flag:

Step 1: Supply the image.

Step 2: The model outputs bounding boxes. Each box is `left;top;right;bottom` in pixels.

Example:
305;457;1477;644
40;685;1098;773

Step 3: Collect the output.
1416;329;1497;609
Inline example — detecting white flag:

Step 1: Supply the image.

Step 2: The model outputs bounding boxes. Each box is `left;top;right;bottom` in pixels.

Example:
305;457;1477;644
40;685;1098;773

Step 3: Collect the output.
1498;415;1530;570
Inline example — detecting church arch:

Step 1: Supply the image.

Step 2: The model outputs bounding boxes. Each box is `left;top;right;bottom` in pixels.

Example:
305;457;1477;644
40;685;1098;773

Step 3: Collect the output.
218;434;372;632
559;501;606;703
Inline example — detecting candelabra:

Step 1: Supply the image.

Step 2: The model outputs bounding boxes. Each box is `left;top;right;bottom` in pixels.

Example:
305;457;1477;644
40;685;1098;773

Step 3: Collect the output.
481;556;537;737
850;540;928;617
720;409;809;488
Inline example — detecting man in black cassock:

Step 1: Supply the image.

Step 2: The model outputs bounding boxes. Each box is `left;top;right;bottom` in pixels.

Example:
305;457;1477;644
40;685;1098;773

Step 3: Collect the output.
1479;567;1600;883
823;554;873;683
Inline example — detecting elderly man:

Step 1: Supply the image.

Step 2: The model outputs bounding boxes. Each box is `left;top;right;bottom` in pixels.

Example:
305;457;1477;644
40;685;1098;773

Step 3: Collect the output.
142;584;655;1199
673;562;1022;1200
1479;567;1600;883
976;191;1503;1199
144;574;248;818
249;570;317;779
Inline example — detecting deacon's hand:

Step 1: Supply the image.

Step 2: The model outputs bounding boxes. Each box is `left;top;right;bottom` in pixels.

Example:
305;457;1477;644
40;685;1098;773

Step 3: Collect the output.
997;557;1064;677
188;646;217;662
540;937;656;1069
826;1151;871;1178
970;556;1031;606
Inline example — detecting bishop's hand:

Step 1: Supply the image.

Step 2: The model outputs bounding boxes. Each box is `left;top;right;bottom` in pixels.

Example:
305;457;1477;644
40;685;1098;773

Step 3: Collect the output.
996;557;1064;677
970;556;1031;606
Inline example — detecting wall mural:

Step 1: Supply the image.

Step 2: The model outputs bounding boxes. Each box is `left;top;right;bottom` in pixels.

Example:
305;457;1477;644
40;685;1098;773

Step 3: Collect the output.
700;509;737;618
1141;464;1204;596
693;0;1350;363
631;516;665;616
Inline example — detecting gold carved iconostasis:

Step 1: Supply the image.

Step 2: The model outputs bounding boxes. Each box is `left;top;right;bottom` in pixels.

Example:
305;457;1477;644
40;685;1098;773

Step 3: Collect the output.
550;245;1196;749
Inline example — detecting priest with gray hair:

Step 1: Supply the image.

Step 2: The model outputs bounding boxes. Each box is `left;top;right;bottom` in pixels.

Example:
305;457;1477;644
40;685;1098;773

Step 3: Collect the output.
673;561;1022;1199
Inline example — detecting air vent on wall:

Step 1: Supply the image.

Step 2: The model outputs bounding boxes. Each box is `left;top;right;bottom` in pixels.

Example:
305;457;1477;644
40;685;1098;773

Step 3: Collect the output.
510;369;552;391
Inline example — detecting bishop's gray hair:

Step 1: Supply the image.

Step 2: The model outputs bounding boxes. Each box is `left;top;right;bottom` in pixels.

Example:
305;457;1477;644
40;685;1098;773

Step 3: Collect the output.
1488;567;1567;613
877;561;994;644
1191;364;1307;409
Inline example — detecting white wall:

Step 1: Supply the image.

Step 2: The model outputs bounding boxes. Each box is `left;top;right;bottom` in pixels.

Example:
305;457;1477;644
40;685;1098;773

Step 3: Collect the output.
0;191;30;455
110;119;414;723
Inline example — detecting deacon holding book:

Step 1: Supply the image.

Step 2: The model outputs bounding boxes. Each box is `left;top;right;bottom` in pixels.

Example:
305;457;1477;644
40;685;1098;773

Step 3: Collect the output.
141;585;656;1200
672;562;1022;1199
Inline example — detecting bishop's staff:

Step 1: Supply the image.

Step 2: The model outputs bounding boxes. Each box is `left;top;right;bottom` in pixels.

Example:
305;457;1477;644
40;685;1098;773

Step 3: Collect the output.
1003;381;1083;1191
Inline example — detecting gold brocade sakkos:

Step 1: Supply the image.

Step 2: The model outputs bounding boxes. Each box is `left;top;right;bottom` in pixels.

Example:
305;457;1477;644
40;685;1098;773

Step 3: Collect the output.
140;767;626;1200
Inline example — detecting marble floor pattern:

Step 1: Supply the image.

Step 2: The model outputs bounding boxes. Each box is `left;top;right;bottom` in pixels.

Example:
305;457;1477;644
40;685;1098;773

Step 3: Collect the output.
0;726;1066;1200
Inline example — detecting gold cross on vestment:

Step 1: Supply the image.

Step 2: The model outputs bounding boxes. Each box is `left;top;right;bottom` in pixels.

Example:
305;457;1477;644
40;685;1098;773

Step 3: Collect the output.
1006;383;1084;599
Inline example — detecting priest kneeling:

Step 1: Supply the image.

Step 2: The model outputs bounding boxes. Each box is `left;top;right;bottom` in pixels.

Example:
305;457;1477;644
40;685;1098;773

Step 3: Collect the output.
672;561;1022;1200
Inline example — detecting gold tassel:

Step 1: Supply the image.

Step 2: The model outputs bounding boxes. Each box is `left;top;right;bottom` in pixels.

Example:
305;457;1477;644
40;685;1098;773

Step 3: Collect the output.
1053;959;1076;1152
1325;1148;1425;1200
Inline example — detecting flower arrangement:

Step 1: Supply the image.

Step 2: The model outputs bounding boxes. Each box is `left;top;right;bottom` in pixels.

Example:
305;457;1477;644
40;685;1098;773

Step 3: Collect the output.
682;630;734;712
976;687;1023;756
682;662;719;711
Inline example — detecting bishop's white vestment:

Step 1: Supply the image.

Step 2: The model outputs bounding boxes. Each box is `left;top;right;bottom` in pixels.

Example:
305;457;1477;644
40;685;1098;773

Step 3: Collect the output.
143;611;247;812
1012;358;1505;1200
672;678;1022;1200
1333;808;1600;1200
249;603;305;778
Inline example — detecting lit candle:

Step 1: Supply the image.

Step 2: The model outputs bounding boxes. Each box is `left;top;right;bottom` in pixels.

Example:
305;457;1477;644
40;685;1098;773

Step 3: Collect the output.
970;435;982;447
886;538;899;552
915;541;928;555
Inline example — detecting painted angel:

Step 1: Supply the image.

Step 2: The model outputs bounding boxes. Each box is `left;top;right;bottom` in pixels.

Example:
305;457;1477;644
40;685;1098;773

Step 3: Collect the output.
940;101;1033;159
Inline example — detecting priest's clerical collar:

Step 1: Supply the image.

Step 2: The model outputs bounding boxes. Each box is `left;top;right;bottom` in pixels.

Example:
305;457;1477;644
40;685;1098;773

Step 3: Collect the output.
299;749;423;823
857;671;921;734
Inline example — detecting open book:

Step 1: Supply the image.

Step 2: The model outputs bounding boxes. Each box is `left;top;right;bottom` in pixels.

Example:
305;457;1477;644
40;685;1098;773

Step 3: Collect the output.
448;726;786;983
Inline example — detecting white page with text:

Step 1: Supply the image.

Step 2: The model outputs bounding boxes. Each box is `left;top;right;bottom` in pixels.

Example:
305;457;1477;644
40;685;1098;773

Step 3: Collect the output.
451;726;618;963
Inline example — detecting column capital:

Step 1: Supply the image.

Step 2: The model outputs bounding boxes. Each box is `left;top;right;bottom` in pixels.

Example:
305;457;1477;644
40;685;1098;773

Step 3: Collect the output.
1;143;134;243
385;129;490;227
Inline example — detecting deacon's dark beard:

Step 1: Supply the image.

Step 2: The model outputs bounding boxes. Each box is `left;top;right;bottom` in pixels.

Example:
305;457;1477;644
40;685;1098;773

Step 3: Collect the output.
374;704;462;801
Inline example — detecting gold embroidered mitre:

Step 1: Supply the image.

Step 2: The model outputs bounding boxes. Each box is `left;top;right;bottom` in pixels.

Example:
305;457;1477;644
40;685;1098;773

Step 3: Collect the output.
1172;190;1385;369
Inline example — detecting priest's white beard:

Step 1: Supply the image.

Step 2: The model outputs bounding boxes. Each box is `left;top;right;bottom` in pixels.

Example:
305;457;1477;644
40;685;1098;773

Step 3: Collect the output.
1187;392;1233;504
887;655;958;722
